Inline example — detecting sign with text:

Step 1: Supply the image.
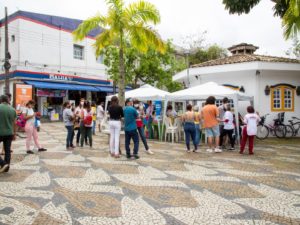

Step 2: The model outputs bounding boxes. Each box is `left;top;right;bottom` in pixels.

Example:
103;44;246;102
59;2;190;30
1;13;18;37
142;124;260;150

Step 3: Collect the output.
15;84;33;109
49;74;73;81
37;89;66;97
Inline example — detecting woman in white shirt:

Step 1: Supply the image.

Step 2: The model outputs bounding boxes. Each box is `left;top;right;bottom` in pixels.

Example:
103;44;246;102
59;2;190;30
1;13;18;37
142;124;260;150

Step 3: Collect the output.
23;100;47;154
240;106;261;155
219;105;235;150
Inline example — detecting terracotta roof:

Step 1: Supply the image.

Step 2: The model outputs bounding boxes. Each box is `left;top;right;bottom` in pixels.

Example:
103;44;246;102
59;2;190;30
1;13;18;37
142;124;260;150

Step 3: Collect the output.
191;54;300;68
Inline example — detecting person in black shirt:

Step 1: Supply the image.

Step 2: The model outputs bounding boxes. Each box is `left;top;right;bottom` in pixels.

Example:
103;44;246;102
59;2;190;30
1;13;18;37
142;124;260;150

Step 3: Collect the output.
108;96;124;158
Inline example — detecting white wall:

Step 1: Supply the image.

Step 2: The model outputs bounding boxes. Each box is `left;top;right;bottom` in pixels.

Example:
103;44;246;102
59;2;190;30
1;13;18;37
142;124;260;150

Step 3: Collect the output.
1;18;107;80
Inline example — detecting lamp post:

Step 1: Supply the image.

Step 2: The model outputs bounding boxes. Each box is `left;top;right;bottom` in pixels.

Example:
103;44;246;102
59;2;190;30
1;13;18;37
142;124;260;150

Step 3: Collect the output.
4;7;11;94
184;50;190;88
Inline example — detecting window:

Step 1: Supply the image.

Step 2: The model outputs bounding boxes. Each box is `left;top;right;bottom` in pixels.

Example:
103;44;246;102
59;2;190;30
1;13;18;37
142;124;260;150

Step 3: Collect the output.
215;99;234;108
11;35;15;42
271;86;294;112
73;44;84;60
96;55;104;64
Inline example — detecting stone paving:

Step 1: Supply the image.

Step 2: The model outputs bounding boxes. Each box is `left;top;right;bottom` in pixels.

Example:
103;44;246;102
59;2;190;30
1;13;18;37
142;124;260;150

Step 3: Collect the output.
0;123;299;225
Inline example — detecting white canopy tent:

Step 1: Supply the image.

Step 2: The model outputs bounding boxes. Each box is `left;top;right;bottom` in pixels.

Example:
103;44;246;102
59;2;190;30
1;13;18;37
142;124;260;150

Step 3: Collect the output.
164;82;254;142
105;84;171;139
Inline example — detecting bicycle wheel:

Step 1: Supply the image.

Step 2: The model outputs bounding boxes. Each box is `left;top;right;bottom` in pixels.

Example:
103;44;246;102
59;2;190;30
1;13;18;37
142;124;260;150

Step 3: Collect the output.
284;125;294;138
256;125;269;140
274;124;286;138
292;122;300;136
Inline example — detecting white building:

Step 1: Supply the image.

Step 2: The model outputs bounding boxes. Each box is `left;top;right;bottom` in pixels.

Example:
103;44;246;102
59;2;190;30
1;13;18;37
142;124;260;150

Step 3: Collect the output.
173;43;300;123
0;11;116;115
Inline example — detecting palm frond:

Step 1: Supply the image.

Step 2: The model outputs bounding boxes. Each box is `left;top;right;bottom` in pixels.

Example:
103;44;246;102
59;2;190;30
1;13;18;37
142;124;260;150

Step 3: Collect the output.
93;30;115;56
73;14;107;41
282;0;300;39
125;0;160;25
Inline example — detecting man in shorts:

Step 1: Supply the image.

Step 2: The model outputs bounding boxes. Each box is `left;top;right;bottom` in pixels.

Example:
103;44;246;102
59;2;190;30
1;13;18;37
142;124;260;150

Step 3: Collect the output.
201;96;222;153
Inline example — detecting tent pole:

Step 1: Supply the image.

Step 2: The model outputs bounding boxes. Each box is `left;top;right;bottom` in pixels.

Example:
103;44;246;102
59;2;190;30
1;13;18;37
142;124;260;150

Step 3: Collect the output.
233;95;240;145
161;99;169;141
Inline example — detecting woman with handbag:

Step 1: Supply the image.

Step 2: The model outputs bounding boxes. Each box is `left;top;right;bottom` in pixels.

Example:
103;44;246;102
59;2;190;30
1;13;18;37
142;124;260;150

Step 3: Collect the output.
63;101;75;150
23;100;47;154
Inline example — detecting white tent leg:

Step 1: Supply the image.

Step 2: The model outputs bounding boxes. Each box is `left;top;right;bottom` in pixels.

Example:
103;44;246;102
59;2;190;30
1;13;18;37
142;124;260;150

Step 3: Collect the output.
233;95;240;145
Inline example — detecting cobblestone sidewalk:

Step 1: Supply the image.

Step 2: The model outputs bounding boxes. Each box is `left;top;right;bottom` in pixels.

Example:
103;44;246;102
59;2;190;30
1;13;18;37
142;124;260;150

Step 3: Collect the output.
0;123;299;225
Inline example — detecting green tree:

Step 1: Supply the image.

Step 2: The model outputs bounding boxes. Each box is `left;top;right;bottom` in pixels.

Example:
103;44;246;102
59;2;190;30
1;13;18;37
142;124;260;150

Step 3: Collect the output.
286;36;300;57
103;41;185;92
189;44;228;65
73;0;165;105
222;0;300;39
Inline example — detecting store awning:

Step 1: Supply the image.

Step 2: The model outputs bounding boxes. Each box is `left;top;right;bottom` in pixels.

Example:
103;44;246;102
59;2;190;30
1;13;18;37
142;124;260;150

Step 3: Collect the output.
96;86;114;92
24;81;99;92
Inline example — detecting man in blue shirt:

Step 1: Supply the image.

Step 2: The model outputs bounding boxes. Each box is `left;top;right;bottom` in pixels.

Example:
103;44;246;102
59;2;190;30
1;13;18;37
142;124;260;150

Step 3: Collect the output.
123;98;139;159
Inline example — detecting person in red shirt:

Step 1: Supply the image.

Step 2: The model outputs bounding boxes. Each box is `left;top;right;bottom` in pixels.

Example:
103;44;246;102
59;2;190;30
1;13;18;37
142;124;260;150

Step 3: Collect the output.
134;100;154;155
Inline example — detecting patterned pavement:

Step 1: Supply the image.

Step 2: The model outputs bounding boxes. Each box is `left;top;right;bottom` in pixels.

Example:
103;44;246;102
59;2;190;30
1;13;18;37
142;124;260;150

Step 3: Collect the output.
0;123;299;225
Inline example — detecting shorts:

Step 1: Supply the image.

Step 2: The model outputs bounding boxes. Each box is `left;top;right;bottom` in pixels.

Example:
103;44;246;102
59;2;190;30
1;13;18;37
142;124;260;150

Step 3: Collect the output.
205;125;220;137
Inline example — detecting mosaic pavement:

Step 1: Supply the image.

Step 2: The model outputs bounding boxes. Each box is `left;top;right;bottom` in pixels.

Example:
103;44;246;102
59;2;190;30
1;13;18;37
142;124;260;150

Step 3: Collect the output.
0;123;299;225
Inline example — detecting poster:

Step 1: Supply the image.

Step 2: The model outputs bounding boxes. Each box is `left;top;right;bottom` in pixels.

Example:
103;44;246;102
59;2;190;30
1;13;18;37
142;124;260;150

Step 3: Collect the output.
15;84;33;111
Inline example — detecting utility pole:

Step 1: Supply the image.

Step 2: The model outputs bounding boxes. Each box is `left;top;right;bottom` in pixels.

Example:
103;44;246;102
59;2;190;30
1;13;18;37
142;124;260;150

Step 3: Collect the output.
4;7;11;94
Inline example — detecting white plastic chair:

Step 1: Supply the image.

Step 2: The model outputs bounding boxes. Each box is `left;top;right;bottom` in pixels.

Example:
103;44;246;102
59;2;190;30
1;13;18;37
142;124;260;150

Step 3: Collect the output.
164;116;179;143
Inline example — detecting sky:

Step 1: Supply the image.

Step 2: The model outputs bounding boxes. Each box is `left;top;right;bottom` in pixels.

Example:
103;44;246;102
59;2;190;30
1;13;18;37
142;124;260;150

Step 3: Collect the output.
0;0;293;57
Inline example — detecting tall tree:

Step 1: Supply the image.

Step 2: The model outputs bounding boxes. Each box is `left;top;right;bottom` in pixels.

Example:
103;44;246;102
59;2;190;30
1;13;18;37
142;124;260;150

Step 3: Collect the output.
103;41;185;92
222;0;300;39
189;44;228;65
73;0;165;105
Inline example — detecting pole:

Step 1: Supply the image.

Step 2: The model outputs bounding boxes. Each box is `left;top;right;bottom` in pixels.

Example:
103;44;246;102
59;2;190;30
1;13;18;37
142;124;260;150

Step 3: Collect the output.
185;51;190;88
4;7;11;94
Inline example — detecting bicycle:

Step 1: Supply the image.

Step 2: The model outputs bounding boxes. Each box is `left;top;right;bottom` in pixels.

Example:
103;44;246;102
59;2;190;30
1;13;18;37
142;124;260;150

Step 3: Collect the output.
284;116;300;138
256;113;286;140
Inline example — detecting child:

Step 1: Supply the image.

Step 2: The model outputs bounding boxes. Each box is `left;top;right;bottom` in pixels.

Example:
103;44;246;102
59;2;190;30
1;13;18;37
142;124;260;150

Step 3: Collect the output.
240;106;260;155
220;105;235;150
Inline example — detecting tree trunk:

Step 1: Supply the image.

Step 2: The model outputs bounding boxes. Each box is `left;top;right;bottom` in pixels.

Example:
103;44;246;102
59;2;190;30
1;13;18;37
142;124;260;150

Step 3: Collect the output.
118;47;126;106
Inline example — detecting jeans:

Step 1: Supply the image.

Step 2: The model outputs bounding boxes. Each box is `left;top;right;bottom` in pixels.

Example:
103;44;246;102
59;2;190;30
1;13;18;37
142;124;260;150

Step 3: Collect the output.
25;123;42;150
147;116;153;139
109;121;121;155
0;135;13;166
184;122;197;150
220;129;235;148
65;125;74;148
81;127;92;147
125;129;139;156
137;127;149;150
92;120;96;135
195;124;202;146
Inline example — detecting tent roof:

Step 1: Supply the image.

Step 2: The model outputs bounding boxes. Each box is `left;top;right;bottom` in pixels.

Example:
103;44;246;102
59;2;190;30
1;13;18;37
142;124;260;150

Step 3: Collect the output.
106;84;170;101
166;82;253;101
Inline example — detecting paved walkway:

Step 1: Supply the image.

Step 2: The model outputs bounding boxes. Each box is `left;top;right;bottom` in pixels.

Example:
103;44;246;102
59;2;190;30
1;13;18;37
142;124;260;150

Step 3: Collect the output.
0;123;299;225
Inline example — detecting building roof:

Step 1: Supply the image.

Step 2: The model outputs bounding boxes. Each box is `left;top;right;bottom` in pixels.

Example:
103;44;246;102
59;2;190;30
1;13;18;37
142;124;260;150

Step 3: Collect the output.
0;10;102;38
191;54;300;68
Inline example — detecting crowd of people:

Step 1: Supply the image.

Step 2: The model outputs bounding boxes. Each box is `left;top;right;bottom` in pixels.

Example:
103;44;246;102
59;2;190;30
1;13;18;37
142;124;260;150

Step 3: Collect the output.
0;92;260;174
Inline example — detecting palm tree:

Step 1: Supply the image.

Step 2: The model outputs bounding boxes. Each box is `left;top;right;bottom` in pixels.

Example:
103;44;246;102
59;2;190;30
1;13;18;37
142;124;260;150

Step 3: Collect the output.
73;0;165;105
283;0;300;39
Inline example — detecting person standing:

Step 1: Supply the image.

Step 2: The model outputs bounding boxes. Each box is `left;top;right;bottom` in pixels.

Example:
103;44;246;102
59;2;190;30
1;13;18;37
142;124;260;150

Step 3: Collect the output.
134;100;154;155
182;104;199;152
63;101;75;150
193;105;202;147
124;98;139;159
240;106;260;155
108;97;123;158
74;100;84;146
218;97;229;149
97;102;105;132
80;101;93;149
201;96;222;153
219;105;235;150
146;100;154;139
23;100;47;154
91;102;97;135
0;95;16;173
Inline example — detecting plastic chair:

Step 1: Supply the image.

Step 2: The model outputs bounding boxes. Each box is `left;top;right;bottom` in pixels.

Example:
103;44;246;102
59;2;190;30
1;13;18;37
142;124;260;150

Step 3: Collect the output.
164;116;179;143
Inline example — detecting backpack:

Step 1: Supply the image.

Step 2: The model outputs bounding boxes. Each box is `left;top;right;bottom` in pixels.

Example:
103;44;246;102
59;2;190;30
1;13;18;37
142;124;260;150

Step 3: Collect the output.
16;113;26;128
83;112;93;126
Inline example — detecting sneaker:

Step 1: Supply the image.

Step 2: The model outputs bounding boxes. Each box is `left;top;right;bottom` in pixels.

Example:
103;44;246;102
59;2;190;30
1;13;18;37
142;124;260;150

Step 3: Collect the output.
133;155;140;159
126;155;132;159
38;148;47;152
249;152;254;155
186;150;191;153
146;149;154;155
0;164;9;173
193;149;199;153
229;147;235;151
26;150;34;154
206;149;213;153
114;154;120;158
214;148;222;153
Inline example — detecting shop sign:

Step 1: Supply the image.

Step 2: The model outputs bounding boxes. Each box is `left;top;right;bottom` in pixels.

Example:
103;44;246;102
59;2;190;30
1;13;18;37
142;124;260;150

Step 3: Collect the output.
49;74;73;81
15;84;33;110
37;89;66;97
